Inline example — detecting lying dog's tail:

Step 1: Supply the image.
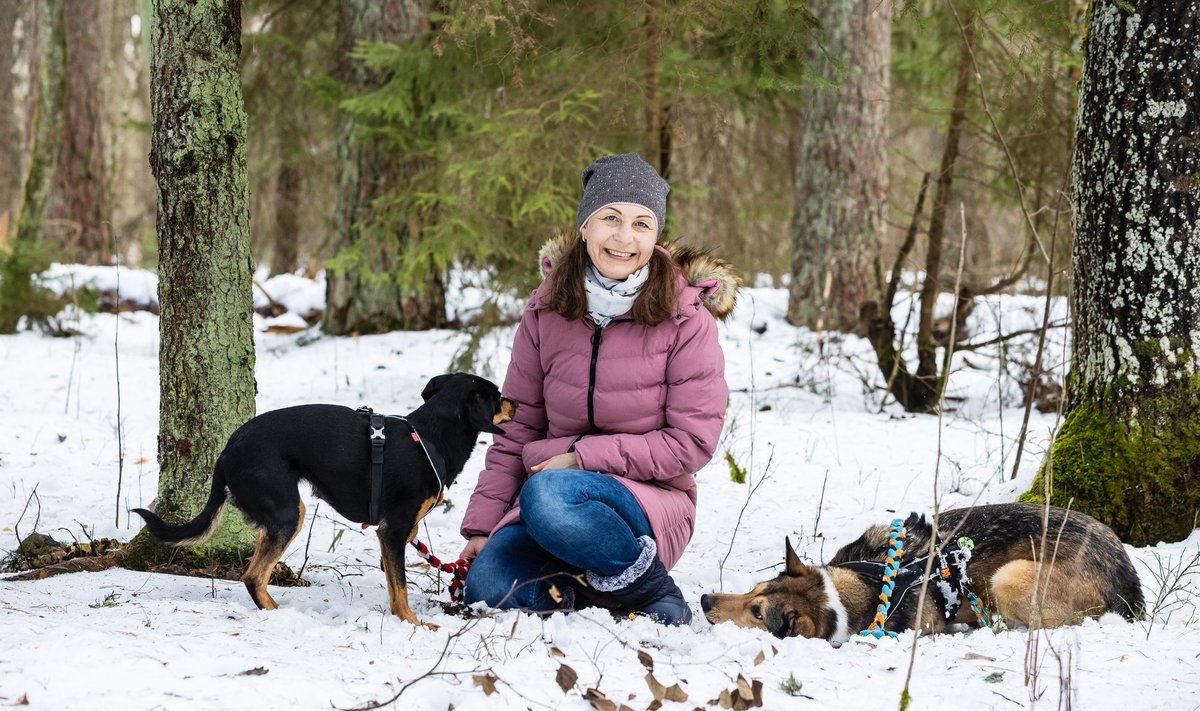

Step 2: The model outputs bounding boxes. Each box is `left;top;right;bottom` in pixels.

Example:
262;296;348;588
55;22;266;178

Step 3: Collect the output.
130;462;228;546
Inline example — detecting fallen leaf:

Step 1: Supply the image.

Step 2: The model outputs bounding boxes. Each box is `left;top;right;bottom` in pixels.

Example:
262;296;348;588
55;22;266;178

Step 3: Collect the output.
549;646;565;658
238;667;268;676
753;650;766;666
644;672;688;703
963;652;996;662
473;674;498;695
584;688;616;711
556;664;579;693
637;650;654;670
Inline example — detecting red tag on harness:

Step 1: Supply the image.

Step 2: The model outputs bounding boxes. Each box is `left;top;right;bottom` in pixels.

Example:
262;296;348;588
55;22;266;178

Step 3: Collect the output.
411;432;421;442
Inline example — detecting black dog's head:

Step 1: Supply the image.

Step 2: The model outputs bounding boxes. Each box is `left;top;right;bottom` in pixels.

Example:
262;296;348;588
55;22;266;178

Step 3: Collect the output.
421;373;516;435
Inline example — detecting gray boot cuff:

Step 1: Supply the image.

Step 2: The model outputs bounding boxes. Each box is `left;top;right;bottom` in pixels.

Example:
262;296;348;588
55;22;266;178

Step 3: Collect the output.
586;536;657;592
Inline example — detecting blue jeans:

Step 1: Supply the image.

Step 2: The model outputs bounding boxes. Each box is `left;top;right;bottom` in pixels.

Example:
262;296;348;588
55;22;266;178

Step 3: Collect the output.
463;469;653;613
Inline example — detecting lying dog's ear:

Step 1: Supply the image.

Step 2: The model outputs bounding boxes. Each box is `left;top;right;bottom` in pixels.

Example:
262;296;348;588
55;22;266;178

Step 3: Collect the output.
784;536;811;577
467;391;510;435
422;373;454;402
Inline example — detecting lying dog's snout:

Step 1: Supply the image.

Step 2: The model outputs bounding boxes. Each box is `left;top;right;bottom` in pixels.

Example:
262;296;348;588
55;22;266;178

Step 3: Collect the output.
700;594;714;612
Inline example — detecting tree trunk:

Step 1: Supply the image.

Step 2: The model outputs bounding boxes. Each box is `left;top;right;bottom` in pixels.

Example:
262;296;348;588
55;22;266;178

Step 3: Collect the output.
136;0;257;564
915;14;974;382
786;0;889;333
0;0;21;240
322;0;446;335
269;162;301;275
104;0;155;264
51;0;112;262
1021;0;1200;546
643;0;663;176
0;0;67;334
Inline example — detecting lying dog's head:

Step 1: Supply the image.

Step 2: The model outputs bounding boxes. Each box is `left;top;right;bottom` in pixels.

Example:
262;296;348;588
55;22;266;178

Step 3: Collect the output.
421;372;516;435
701;537;845;641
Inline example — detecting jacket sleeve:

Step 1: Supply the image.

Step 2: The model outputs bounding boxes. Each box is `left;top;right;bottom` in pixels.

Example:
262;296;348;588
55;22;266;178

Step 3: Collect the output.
572;308;726;483
459;305;547;538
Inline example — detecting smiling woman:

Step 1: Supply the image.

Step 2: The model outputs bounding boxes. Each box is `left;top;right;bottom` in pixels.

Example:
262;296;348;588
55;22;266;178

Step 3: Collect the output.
457;152;740;626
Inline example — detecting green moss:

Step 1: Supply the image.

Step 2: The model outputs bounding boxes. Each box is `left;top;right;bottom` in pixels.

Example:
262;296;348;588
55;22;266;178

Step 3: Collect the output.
1024;384;1200;546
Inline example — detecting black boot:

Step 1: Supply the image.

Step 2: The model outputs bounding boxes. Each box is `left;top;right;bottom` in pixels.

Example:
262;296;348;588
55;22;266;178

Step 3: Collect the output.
585;536;692;626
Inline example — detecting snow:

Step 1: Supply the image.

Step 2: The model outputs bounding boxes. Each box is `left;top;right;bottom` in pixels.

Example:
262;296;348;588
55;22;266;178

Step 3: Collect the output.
1;268;1197;710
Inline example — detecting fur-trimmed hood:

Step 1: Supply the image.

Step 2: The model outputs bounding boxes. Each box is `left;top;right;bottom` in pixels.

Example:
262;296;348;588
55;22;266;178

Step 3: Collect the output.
536;230;740;320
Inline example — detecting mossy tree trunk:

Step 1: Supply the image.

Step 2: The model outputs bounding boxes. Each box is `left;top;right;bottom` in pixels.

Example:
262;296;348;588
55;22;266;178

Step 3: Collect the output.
0;0;67;334
130;0;257;566
786;0;889;334
1021;0;1200;546
322;0;446;335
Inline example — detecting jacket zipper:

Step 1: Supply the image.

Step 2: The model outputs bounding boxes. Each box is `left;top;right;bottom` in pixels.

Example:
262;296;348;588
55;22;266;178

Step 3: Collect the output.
588;321;603;433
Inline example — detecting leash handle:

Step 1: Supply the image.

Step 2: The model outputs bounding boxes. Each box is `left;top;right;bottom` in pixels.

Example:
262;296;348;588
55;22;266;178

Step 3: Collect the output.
410;539;471;602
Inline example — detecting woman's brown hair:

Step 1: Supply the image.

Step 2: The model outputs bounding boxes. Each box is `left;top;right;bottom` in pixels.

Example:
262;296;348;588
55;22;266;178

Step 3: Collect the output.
542;236;678;326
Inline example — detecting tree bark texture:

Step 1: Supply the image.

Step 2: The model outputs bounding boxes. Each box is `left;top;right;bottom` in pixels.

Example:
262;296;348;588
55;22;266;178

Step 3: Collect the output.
322;0;447;335
786;0;889;333
0;1;21;237
50;0;112;262
1022;0;1200;545
0;0;67;333
104;0;156;262
145;0;256;562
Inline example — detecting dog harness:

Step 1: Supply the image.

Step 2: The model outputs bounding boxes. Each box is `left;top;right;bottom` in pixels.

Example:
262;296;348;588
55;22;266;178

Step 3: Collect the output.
839;520;997;638
355;407;447;526
356;407;469;602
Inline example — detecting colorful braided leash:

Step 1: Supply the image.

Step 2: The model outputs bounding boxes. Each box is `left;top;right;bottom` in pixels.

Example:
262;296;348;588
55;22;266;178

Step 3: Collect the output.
953;536;1003;629
860;519;907;639
409;539;471;603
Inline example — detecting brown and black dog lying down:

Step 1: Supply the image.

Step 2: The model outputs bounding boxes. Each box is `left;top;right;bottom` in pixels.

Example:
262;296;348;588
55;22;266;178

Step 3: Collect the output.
132;373;515;627
701;503;1143;642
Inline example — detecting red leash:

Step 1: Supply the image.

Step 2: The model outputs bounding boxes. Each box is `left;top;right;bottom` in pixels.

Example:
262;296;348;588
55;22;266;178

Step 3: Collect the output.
409;539;471;602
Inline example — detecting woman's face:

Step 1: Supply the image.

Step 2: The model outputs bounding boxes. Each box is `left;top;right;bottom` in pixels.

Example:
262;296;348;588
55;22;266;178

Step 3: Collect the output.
581;203;658;281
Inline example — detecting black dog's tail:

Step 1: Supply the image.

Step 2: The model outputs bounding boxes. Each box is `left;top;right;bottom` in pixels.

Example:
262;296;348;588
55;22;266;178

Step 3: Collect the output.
130;461;229;546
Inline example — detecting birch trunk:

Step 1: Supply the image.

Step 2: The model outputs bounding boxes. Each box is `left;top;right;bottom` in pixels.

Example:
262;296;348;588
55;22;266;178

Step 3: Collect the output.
1022;0;1200;545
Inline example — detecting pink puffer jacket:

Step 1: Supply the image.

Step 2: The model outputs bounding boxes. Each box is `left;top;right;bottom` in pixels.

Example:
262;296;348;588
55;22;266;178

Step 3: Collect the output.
460;232;739;570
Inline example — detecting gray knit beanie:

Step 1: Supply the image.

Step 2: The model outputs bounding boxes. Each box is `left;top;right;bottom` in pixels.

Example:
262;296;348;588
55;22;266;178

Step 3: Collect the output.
575;153;669;235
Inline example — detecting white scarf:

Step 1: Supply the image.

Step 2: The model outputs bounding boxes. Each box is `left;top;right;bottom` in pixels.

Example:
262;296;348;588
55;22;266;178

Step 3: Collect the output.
585;263;649;327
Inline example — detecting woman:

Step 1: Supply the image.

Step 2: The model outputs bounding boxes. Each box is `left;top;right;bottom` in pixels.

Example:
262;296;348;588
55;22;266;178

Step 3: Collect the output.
459;153;738;625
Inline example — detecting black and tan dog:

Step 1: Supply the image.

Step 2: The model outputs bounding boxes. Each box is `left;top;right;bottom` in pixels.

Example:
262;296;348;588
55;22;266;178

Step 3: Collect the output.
701;503;1143;642
132;373;515;626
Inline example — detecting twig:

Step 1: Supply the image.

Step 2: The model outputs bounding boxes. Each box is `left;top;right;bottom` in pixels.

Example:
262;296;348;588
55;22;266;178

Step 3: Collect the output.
900;201;968;710
113;233;125;527
1009;186;1067;480
296;502;320;581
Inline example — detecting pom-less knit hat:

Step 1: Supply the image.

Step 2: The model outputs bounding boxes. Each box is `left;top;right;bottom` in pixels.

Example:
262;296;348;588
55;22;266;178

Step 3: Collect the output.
575;153;669;235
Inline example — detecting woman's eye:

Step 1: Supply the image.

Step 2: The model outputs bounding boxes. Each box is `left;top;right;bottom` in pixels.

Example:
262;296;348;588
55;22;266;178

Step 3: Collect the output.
635;220;651;229
603;214;618;222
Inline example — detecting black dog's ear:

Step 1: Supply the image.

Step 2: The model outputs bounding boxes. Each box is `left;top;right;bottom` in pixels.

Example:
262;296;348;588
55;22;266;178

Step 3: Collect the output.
784;536;811;577
467;390;509;435
422;373;455;402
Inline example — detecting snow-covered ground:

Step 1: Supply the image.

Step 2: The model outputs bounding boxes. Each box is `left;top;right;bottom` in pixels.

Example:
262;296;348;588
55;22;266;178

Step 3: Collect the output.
1;266;1197;710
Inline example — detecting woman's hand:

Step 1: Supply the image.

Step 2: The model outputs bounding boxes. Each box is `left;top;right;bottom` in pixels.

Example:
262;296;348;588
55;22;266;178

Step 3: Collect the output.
459;535;489;561
530;452;578;473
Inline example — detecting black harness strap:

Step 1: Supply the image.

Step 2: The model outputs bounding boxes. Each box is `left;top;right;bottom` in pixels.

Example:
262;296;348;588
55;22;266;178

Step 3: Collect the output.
837;535;977;625
360;407;386;526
